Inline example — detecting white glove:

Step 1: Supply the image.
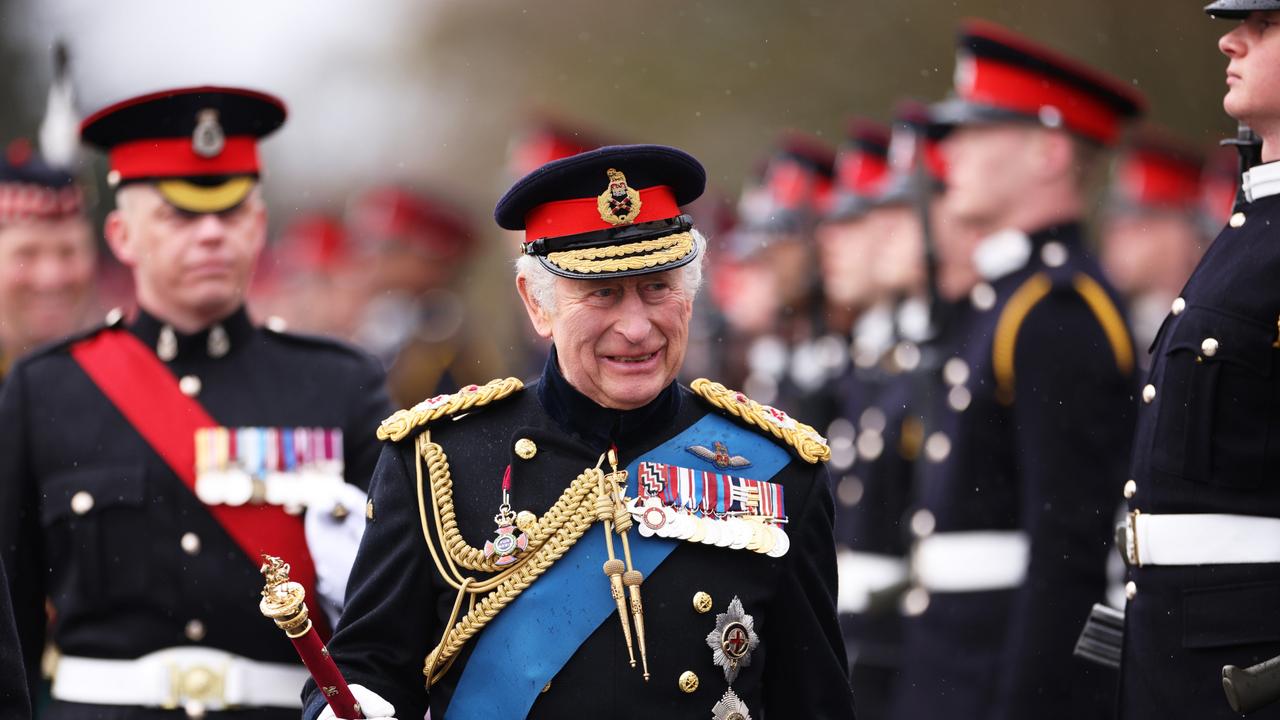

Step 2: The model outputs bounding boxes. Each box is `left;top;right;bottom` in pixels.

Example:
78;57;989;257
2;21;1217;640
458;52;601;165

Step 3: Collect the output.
316;683;397;720
305;482;369;622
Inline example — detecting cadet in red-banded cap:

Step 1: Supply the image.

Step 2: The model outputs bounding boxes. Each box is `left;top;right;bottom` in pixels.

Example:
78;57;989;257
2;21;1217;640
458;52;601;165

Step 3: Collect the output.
345;184;504;407
1100;130;1207;363
888;20;1144;720
0;86;393;718
0;139;95;380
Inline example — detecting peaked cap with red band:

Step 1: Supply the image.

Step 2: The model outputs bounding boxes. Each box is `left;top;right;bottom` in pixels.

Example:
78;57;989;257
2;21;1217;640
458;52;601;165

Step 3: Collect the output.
1205;0;1280;18
932;20;1145;146
496;144;706;280
0;139;83;224
81;86;286;214
1109;131;1204;213
348;185;474;260
827;119;890;222
507;116;606;180
875;100;949;208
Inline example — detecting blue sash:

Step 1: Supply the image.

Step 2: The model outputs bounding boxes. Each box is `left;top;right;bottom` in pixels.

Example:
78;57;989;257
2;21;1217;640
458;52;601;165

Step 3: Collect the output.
445;412;789;719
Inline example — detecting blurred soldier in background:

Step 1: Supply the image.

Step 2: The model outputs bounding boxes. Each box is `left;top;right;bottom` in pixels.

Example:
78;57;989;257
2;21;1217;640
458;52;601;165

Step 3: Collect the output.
347;184;503;405
0;556;28;719
1100;132;1207;362
255;212;366;339
0;140;95;381
889;20;1142;719
0;86;391;718
726;134;836;421
1118;2;1280;716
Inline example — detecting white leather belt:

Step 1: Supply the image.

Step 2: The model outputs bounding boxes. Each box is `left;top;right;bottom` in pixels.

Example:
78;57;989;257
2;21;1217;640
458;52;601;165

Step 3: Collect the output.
1124;510;1280;567
913;531;1030;592
837;550;908;613
52;648;307;711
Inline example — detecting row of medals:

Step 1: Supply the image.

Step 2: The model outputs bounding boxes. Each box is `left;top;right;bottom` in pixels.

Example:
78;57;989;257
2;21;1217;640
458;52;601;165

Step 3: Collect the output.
627;497;790;558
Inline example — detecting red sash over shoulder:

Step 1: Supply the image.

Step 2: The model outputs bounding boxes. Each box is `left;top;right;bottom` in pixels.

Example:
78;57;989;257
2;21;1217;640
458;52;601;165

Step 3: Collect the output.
70;328;329;637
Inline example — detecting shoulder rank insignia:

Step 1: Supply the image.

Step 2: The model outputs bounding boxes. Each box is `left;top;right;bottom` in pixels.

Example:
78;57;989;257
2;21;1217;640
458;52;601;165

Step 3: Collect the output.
687;440;752;469
690;378;830;464
377;377;524;442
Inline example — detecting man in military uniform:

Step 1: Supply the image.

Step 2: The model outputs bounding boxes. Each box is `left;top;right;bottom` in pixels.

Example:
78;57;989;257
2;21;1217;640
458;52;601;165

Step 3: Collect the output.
302;145;855;719
0;140;95;380
0;86;392;718
888;21;1142;719
1118;3;1280;716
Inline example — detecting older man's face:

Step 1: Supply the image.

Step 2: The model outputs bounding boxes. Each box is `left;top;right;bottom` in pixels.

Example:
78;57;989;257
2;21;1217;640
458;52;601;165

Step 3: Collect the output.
520;268;694;410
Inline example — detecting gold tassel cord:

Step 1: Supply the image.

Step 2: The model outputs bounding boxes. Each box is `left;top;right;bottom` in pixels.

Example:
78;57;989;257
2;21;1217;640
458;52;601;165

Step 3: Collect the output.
605;449;650;681
596;474;637;668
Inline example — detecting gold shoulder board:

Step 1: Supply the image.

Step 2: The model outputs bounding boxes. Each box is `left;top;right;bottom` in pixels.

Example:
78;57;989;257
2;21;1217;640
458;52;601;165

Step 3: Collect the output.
690;378;830;464
377;377;524;442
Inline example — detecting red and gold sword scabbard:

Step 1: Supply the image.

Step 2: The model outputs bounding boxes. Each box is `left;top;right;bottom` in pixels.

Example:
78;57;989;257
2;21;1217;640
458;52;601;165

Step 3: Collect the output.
259;554;364;719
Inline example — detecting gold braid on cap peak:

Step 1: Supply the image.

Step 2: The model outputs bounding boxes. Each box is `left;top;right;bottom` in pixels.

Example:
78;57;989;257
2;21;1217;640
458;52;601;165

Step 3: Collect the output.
377;377;524;442
546;231;695;275
690;378;830;464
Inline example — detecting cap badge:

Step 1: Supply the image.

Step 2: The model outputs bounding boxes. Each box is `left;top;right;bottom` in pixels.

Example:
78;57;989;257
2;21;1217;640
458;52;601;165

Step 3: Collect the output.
597;167;642;225
193;109;226;158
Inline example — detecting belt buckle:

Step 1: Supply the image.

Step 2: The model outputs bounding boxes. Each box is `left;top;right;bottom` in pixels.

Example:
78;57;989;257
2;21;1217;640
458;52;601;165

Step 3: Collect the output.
1124;510;1141;568
164;662;227;718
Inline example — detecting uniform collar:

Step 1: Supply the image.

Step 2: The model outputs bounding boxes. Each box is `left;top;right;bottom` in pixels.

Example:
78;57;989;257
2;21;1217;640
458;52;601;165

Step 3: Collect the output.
973;222;1082;281
1243;160;1280;203
536;345;682;451
129;305;255;362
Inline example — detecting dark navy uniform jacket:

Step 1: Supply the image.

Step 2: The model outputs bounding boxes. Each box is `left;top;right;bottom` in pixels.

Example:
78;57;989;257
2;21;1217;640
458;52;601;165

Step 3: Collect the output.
302;351;855;719
0;554;30;720
891;223;1135;720
1119;183;1280;718
0;307;390;719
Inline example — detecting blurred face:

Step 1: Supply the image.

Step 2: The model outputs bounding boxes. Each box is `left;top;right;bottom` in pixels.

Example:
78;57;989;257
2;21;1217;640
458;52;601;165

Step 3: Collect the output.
816;216;877;308
106;185;266;328
518;268;693;410
0;216;95;351
932;198;985;301
1100;211;1203;298
760;233;810;308
866;205;925;296
717;260;779;335
942;124;1040;227
1220;12;1280;128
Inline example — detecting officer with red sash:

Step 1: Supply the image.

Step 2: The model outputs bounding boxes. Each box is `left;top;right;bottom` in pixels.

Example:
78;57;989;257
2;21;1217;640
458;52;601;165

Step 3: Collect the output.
301;145;855;719
0;86;391;718
1118;2;1280;716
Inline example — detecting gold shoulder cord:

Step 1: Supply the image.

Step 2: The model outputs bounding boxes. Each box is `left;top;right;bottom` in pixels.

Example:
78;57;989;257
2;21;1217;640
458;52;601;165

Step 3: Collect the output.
690;378;830;464
414;431;609;686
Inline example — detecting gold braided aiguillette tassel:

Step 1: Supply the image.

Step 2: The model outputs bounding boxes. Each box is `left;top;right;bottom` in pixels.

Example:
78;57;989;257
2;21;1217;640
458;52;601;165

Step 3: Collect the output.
596;471;636;668
607;449;650;681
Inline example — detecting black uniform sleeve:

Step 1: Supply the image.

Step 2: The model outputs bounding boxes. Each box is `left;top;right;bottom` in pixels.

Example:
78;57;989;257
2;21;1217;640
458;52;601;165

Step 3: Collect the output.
762;462;857;719
342;354;393;491
991;292;1133;718
0;553;31;720
302;441;436;719
0;363;45;703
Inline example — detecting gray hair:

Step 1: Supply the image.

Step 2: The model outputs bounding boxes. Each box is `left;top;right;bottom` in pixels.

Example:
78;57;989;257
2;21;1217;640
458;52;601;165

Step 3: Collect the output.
516;229;707;312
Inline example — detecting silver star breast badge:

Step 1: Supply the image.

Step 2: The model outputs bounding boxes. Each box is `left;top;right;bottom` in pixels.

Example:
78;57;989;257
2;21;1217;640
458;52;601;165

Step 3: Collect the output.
705;595;759;683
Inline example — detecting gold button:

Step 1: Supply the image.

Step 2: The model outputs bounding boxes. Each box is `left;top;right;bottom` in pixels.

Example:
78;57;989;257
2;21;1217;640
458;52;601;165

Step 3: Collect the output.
184;619;206;642
678;670;699;693
180;532;201;556
1171;297;1186;316
179;375;202;397
515;510;538;532
693;591;713;614
70;491;94;515
1123;479;1137;499
1201;338;1219;357
1142;384;1156;404
365;499;375;521
1125;581;1137;600
1230;211;1246;228
514;438;537;460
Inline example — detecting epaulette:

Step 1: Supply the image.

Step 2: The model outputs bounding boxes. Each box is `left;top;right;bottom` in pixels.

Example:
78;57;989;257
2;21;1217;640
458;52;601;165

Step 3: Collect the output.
377;377;524;442
690;378;830;464
992;271;1133;404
